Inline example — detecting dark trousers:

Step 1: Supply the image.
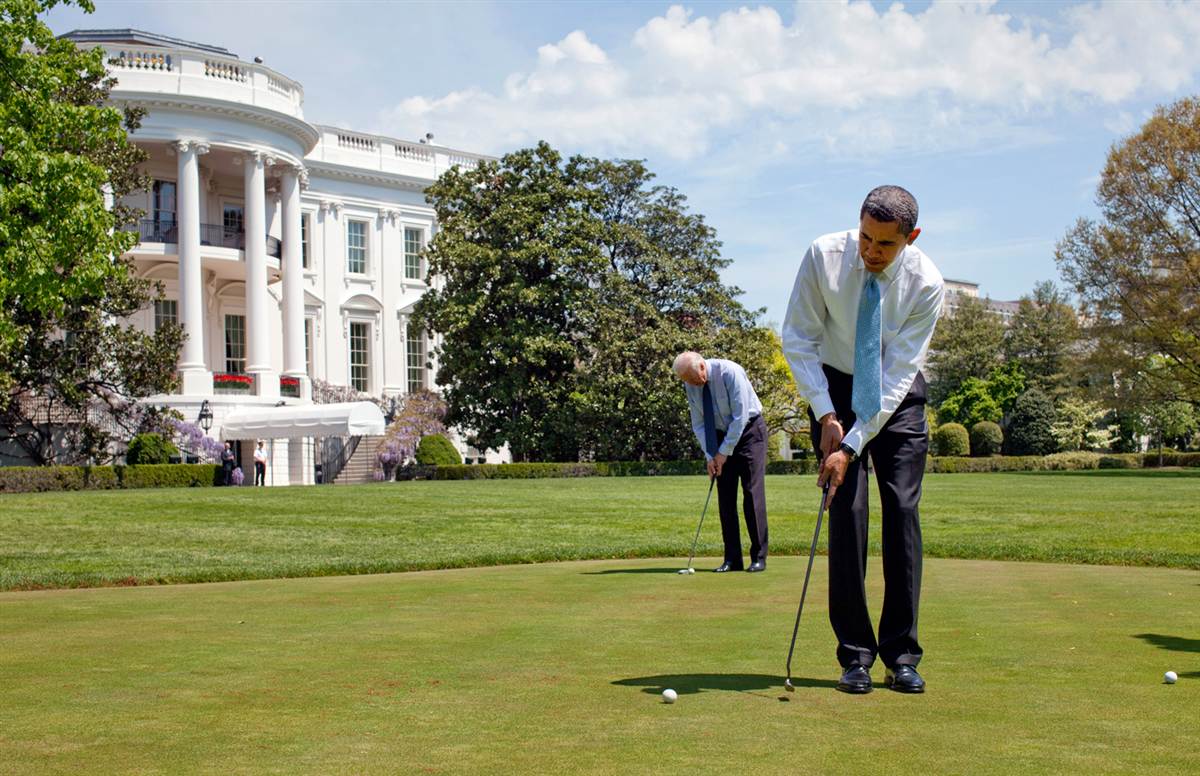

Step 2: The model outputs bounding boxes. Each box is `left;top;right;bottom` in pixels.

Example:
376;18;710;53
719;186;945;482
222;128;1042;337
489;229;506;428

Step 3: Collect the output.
254;461;266;486
809;365;928;670
223;461;234;486
716;414;769;568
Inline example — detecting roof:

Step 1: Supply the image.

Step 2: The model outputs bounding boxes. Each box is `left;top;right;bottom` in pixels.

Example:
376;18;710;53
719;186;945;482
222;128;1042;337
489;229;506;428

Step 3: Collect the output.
219;402;385;440
59;29;237;58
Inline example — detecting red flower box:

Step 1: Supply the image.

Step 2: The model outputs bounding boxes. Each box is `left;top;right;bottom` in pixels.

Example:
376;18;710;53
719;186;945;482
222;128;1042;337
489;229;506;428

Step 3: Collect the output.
214;372;253;393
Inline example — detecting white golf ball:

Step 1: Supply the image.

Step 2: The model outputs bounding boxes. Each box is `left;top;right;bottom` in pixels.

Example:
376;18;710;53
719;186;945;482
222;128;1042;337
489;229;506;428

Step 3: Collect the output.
1164;671;1178;684
662;688;678;703
687;568;695;575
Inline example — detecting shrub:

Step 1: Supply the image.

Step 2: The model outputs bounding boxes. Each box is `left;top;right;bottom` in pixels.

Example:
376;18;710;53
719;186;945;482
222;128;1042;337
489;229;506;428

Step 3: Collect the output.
1099;453;1142;469
969;421;1004;457
1006;388;1057;456
766;459;819;475
127;433;178;465
122;464;224;489
932;423;969;457
1043;451;1101;470
415;434;462;466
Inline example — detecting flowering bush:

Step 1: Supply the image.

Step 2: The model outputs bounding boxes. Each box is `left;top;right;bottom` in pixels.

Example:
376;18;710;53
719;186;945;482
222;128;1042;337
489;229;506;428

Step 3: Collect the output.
230;466;245;486
169;419;226;463
375;390;448;479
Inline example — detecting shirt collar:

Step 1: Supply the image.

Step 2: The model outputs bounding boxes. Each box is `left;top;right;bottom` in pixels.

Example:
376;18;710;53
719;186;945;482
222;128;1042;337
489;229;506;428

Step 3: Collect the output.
850;233;906;281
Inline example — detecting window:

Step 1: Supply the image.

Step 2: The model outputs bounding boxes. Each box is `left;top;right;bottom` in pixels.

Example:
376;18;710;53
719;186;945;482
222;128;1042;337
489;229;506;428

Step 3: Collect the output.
224;314;246;373
304;317;314;377
349;321;369;392
347;219;368;274
223;204;244;249
152;182;175;230
407;329;426;393
154;299;177;332
404;227;424;280
300;212;310;269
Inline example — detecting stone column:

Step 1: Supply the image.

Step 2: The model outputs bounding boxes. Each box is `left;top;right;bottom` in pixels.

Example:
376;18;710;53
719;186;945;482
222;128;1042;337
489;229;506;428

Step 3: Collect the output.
175;140;212;395
280;165;310;400
244;150;278;397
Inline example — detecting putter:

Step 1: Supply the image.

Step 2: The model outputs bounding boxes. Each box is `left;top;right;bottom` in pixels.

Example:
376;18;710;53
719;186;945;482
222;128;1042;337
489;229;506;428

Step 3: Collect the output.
784;482;831;692
678;477;716;574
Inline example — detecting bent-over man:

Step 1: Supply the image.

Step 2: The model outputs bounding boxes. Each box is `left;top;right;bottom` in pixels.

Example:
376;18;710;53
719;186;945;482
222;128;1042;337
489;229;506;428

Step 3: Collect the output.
673;352;769;573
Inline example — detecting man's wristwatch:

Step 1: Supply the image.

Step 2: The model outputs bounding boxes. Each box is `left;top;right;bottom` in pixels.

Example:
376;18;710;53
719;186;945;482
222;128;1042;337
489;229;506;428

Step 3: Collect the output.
837;443;858;463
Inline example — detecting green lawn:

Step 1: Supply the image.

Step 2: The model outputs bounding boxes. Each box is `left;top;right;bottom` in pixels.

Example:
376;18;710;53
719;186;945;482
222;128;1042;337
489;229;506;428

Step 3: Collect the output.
2;471;1198;773
1;556;1196;774
1;470;1198;590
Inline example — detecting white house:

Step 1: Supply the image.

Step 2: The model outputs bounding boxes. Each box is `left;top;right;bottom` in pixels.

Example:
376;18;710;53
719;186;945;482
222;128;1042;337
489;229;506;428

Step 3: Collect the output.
61;29;499;483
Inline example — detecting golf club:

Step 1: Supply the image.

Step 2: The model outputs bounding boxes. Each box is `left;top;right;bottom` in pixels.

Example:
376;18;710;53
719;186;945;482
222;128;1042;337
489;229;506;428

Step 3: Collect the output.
784;482;830;692
678;477;716;575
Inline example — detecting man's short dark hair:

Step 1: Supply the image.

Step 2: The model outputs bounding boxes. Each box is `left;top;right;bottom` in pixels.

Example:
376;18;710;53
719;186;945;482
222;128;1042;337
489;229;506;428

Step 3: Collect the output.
860;185;919;236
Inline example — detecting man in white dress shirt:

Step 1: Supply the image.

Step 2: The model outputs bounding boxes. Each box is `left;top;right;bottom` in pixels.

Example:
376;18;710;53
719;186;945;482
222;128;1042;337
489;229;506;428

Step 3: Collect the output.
782;186;944;694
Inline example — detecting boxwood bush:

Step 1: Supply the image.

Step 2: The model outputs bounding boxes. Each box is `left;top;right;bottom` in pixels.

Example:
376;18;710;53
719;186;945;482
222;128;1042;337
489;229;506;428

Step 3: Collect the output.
932;423;970;457
415;434;463;466
969;421;1004;457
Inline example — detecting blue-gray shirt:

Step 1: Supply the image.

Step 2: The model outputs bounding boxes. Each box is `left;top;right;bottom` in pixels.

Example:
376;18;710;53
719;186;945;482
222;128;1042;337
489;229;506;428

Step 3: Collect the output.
683;358;763;459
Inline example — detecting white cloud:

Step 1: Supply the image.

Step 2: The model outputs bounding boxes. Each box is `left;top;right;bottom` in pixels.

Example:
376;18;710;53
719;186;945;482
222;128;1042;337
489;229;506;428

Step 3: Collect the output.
377;1;1200;160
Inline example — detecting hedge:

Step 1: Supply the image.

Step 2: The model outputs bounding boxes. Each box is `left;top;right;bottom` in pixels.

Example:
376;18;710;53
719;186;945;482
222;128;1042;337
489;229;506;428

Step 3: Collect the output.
0;464;223;494
415;434;462;466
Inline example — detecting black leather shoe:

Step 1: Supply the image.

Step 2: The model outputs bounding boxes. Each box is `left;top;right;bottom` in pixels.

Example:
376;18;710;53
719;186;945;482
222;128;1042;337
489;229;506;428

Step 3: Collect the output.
746;561;766;573
836;664;872;694
713;562;743;573
884;665;925;693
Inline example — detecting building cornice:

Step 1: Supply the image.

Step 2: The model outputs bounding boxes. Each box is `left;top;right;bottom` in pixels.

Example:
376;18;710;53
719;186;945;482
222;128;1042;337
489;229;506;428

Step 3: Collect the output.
111;92;320;155
304;160;430;192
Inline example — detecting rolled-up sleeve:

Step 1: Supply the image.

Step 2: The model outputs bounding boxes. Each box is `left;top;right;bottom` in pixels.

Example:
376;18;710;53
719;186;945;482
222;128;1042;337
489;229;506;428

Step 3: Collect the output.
841;281;944;453
782;243;835;421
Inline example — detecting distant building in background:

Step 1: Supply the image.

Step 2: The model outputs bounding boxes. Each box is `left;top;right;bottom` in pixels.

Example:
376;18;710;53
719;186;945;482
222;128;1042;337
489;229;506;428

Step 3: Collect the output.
942;278;1021;323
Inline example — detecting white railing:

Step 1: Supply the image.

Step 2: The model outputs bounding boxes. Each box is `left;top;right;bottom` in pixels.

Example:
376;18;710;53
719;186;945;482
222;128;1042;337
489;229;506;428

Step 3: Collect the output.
395;142;434;162
111;49;172;72
84;43;305;118
311;126;492;180
204;59;247;82
338;132;377;152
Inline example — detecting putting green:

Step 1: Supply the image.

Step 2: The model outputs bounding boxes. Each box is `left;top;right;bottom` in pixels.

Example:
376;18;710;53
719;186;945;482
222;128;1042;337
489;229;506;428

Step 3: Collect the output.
1;556;1196;774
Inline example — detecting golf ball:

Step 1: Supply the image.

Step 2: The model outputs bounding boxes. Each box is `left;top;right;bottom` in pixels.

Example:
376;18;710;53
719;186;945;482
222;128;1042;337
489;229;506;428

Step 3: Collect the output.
662;688;678;703
1164;671;1178;684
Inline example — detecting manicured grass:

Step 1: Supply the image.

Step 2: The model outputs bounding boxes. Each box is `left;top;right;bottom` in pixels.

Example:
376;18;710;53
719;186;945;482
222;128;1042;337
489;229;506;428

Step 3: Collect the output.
1;470;1198;590
1;556;1196;774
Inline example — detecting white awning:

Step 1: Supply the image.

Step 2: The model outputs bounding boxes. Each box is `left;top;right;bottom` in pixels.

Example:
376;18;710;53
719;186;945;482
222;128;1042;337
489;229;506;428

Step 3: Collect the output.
219;401;386;440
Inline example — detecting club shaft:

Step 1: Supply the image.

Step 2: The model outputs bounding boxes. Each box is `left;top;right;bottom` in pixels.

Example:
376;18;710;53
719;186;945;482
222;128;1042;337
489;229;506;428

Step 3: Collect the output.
685;477;716;570
785;485;829;681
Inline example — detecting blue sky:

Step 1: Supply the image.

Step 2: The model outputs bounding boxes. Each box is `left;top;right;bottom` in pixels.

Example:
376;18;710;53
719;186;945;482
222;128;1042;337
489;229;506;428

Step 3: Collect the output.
47;1;1200;325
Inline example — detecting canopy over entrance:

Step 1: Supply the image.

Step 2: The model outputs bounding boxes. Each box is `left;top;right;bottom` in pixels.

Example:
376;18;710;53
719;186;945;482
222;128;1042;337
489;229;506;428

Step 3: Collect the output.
219;401;385;440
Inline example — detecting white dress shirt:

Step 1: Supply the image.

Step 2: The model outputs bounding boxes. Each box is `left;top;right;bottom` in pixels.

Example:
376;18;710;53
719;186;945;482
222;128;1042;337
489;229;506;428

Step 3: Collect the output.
782;229;944;454
682;359;763;459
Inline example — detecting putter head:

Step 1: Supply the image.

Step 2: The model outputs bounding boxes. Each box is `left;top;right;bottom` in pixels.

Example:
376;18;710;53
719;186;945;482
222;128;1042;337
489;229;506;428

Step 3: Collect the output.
784;678;795;693
677;568;690;575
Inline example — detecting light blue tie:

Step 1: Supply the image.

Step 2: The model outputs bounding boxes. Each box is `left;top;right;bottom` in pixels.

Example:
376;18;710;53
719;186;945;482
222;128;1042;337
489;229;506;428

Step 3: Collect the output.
852;273;882;421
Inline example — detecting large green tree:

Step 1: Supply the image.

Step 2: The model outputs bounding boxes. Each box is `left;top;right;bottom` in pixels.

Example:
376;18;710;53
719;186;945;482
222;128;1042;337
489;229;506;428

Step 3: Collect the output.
0;0;182;463
415;143;769;461
926;294;1006;406
1002;281;1080;398
1056;96;1200;406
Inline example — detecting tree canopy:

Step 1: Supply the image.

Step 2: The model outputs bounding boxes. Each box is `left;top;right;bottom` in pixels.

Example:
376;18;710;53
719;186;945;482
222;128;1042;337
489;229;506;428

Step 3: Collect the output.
1057;96;1200;406
414;142;782;462
0;0;182;463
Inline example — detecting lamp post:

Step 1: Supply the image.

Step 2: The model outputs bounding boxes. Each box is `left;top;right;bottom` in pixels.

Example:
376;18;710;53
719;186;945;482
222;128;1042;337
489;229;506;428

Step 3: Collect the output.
198;399;213;432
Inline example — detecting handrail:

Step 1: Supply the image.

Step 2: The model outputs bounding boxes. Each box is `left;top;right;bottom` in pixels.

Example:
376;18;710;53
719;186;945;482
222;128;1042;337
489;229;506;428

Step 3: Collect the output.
127;218;282;258
319;435;361;484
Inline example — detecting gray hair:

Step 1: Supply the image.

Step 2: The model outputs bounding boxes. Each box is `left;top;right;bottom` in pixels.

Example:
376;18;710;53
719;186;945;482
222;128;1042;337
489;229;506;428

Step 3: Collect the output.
860;185;919;236
672;351;704;378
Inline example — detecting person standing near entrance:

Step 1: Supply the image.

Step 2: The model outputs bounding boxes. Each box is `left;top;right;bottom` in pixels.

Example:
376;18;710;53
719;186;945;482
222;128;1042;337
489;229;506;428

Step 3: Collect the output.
221;442;236;486
254;440;267;486
673;352;769;573
782;185;944;694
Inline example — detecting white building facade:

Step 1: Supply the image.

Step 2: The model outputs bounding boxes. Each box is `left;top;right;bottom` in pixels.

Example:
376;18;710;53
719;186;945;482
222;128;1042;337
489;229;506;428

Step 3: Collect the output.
65;30;495;483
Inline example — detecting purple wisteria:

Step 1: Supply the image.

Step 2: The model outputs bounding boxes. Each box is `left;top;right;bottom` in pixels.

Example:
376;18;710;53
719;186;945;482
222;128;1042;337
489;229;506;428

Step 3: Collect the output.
374;390;448;479
168;418;226;463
